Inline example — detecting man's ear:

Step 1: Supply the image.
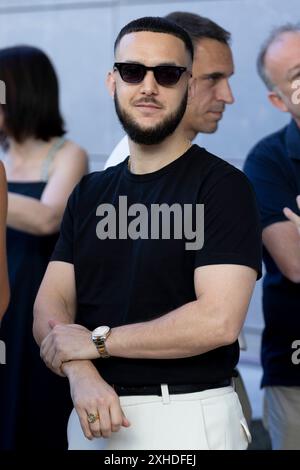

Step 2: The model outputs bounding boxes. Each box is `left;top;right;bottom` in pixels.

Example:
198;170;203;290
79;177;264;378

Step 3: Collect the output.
268;90;289;113
106;71;116;98
187;76;196;105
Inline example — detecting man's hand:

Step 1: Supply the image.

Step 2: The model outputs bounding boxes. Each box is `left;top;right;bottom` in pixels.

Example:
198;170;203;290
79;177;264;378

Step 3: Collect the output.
40;321;99;374
63;361;130;439
283;195;300;236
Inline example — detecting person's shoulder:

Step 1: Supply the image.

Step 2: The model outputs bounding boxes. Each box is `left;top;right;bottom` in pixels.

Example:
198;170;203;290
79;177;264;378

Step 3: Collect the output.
190;144;233;167
188;145;254;200
50;138;88;180
246;124;288;162
190;144;245;181
56;139;88;164
78;161;125;190
188;148;256;218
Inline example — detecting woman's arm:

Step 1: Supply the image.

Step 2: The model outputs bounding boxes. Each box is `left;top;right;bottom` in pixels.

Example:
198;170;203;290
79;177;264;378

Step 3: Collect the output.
7;142;88;235
0;161;10;320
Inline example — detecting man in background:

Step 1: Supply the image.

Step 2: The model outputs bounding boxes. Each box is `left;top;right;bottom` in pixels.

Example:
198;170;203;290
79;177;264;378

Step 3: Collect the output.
244;24;300;450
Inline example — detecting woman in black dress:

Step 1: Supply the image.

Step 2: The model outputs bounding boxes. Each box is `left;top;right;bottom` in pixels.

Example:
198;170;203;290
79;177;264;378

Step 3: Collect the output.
0;162;9;320
0;46;88;450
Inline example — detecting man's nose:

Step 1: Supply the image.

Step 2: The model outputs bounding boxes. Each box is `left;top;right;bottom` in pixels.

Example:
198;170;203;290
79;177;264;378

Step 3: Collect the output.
217;80;234;104
140;70;159;95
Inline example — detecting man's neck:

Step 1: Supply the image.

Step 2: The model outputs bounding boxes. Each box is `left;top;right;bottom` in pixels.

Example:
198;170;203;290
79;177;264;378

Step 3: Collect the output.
128;132;192;175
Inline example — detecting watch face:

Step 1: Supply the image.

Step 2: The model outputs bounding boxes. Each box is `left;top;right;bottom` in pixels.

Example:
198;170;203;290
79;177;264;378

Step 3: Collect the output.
93;326;110;337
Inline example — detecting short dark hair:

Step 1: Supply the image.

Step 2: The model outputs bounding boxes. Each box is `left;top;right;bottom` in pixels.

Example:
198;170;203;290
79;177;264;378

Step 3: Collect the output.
165;11;231;47
0;45;65;143
257;23;300;90
114;16;194;62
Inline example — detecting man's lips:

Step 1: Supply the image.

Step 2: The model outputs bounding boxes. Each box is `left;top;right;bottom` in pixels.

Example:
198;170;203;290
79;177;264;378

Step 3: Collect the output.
135;103;162;109
208;110;224;119
134;103;163;114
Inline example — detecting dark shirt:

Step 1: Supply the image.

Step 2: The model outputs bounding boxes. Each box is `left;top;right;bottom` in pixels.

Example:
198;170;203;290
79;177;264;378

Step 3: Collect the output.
52;144;261;386
244;120;300;386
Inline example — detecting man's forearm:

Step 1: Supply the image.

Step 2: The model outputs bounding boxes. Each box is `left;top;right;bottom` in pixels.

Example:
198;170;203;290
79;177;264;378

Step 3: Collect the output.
106;298;236;360
62;358;97;379
33;292;74;346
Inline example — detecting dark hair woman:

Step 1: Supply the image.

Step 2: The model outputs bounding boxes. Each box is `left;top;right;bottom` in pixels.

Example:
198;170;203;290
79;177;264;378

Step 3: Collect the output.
0;45;88;450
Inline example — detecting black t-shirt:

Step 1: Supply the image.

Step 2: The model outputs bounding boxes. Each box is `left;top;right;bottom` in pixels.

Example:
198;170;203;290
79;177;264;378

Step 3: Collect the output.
52;144;261;386
244;120;300;387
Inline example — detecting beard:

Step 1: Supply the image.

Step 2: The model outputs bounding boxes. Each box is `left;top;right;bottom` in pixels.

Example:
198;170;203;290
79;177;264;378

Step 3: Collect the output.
114;90;188;145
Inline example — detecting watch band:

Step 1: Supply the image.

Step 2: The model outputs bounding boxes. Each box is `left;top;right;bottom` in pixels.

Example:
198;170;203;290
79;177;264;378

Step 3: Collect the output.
92;327;111;358
93;336;110;358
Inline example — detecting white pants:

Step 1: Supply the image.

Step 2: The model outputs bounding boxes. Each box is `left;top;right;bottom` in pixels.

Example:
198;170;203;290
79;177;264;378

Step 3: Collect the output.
68;385;251;450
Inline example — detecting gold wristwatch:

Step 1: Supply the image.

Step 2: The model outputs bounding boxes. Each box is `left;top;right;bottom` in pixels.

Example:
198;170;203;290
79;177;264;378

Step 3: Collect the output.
91;326;111;358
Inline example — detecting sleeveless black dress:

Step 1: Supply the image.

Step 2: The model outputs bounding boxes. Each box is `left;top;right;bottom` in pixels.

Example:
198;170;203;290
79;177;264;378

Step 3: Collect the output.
0;180;72;450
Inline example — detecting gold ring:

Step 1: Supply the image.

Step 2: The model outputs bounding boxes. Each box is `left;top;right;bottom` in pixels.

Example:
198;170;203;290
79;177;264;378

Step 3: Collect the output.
87;412;100;424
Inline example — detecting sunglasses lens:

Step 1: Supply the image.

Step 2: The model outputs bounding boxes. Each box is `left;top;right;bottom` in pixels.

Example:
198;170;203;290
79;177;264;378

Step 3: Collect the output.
115;63;186;86
155;66;182;86
119;64;145;83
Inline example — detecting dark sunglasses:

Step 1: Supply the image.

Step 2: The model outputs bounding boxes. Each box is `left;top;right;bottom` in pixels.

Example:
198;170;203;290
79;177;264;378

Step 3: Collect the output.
113;62;189;86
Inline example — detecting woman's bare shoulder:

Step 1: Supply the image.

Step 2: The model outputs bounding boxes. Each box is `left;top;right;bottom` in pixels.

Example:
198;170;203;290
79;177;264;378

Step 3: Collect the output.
50;139;88;177
60;140;87;157
54;140;87;165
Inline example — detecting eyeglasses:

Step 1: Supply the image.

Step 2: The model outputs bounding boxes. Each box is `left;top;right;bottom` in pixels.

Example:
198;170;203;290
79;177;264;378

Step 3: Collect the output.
113;62;189;86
